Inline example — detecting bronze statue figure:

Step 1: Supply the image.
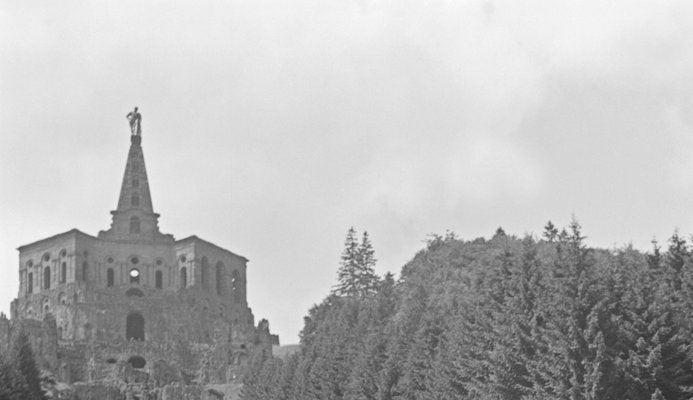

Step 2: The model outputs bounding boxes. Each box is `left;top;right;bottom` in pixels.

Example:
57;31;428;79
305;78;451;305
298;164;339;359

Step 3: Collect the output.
126;107;142;136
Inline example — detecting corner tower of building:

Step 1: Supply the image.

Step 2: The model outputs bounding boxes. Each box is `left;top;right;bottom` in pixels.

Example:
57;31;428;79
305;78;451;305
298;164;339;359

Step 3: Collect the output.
98;134;172;243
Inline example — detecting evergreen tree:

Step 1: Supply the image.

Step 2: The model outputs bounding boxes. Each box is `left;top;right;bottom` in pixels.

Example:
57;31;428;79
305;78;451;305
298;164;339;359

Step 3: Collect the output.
345;275;396;400
333;227;362;297
543;221;559;242
11;330;45;400
355;231;379;297
648;239;662;272
240;340;277;400
334;228;380;297
666;232;688;291
244;221;693;400
0;352;30;400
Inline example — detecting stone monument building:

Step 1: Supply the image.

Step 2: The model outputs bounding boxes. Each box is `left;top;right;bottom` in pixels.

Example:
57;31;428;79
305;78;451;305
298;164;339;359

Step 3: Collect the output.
1;117;274;399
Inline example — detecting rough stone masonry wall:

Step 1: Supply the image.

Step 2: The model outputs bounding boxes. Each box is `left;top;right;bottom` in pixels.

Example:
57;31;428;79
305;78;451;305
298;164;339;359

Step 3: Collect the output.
6;230;273;399
0;312;272;400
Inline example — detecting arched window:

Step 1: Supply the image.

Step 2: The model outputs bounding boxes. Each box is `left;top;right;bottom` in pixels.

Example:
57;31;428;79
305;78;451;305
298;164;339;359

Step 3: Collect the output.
44;267;51;290
129;216;140;234
215;262;226;296
82;262;88;282
60;262;66;284
155;271;163;289
126;313;145;341
232;270;241;303
180;267;187;288
131;195;139;207
201;257;209;288
27;272;33;294
107;268;114;287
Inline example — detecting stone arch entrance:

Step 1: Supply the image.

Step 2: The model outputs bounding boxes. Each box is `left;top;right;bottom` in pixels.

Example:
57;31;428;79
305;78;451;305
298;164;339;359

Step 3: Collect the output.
127;356;146;369
126;312;145;341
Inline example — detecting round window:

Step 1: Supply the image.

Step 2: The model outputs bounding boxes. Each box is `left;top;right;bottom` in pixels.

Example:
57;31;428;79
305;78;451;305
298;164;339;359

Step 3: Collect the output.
43;253;50;262
179;255;187;263
129;269;140;278
107;257;114;263
131;257;139;265
156;259;163;266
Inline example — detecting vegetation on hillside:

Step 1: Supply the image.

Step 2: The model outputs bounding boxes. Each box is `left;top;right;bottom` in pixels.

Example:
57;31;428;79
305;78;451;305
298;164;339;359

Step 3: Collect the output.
242;221;693;400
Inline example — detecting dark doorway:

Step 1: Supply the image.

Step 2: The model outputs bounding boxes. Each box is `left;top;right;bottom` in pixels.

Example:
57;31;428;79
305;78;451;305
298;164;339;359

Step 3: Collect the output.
125;288;144;297
127;356;146;369
126;313;145;341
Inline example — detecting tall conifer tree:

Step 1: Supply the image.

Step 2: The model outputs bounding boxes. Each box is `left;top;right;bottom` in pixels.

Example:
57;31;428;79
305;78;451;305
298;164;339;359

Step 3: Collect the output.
11;330;45;400
334;228;380;297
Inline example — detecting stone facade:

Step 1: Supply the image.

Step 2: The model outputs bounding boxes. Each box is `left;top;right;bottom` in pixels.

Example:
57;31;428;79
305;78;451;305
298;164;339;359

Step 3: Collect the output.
3;132;274;399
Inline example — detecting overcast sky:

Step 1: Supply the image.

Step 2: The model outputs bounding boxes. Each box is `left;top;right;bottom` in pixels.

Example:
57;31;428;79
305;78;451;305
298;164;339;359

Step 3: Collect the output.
2;0;693;344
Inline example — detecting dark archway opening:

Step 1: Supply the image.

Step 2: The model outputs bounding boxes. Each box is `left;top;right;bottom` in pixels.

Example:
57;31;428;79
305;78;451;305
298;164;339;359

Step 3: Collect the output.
125;288;144;297
126;313;145;341
127;356;146;369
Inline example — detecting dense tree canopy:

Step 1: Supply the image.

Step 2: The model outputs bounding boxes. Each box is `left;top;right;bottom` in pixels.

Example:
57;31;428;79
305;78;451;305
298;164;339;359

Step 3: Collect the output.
243;221;693;400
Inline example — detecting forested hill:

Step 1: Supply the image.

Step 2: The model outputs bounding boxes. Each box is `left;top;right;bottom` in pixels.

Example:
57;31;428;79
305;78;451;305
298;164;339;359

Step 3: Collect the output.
242;222;693;400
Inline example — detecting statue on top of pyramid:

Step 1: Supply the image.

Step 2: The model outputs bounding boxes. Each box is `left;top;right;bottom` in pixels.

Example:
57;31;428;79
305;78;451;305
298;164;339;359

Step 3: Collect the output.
126;107;142;136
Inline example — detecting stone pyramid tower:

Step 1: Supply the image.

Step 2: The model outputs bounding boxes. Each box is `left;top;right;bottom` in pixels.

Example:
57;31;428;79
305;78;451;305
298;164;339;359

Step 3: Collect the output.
98;124;173;243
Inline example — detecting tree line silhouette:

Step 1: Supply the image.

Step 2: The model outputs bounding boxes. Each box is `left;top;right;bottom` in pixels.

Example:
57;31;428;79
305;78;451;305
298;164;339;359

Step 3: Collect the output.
242;221;693;400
